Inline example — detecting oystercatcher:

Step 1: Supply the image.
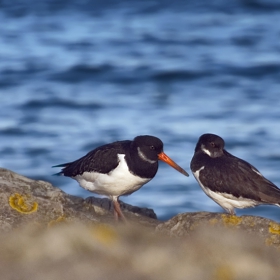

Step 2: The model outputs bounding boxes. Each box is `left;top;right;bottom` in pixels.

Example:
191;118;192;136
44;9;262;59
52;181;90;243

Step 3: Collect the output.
53;135;189;221
190;133;280;215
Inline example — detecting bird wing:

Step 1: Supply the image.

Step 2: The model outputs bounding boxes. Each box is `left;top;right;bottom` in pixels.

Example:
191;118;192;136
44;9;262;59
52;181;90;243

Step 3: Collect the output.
53;140;131;177
199;150;280;203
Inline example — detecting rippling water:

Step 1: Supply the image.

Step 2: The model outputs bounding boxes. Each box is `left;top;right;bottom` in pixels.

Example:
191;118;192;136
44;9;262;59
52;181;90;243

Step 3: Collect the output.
1;0;280;221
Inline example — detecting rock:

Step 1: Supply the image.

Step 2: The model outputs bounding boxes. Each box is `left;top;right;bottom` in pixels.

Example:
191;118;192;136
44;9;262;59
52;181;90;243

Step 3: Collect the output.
0;167;159;229
85;196;158;219
0;222;279;280
156;212;280;247
0;167;280;279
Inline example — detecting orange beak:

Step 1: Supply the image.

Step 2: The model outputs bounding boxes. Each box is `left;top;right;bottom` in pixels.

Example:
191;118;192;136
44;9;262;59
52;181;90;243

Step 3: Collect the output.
158;152;189;177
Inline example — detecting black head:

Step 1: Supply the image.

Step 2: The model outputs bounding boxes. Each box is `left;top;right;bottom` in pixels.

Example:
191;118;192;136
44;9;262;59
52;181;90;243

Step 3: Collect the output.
195;133;225;158
132;135;164;162
132;135;189;176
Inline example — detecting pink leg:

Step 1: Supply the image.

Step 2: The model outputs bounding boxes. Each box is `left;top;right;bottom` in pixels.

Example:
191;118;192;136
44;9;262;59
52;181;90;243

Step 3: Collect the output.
112;197;127;223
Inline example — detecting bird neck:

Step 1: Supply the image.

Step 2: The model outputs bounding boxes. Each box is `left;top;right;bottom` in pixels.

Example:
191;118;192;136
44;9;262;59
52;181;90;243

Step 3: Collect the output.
125;148;158;179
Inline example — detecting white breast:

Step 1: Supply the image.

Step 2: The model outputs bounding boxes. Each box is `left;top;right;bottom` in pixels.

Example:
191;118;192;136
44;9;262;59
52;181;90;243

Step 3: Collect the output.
73;154;151;197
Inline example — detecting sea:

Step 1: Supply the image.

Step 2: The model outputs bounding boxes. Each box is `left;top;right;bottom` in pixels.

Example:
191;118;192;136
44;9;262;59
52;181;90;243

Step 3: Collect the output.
1;0;280;222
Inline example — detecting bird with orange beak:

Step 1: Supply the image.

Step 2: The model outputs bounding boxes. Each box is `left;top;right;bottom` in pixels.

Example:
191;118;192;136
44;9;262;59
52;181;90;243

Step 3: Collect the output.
53;135;188;222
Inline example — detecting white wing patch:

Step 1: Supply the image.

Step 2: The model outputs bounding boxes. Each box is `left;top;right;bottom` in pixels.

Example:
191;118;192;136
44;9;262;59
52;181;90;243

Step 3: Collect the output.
74;154;151;197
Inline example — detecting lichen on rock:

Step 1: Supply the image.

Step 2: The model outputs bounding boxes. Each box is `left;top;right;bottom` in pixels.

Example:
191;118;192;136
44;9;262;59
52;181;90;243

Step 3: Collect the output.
9;193;38;214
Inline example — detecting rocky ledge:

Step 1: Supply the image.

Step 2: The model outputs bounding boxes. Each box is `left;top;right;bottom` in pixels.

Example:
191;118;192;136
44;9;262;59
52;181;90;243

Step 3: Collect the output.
0;167;280;279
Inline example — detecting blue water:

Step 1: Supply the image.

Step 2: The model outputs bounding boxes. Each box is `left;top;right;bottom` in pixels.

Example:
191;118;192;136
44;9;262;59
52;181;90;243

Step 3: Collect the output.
1;0;280;222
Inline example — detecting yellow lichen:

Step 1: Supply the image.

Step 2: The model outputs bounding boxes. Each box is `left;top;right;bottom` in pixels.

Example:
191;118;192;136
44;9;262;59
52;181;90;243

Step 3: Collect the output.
9;193;38;214
249;221;255;227
214;265;234;280
269;222;280;235
209;218;219;225
48;215;67;227
221;214;242;226
91;224;118;245
265;235;280;249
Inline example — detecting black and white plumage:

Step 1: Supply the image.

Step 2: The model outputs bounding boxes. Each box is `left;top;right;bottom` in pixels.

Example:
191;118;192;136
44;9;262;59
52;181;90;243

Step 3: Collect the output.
190;133;280;215
53;135;189;221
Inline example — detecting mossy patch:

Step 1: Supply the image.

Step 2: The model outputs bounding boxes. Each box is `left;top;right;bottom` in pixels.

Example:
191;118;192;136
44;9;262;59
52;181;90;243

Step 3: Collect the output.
9;193;38;214
209;218;219;225
221;214;242;226
269;222;280;235
214;264;234;280
48;215;67;227
91;224;118;245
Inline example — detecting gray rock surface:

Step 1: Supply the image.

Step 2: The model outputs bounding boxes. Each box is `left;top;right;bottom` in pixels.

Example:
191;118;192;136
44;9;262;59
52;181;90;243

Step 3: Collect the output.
0;222;279;280
0;167;159;229
1;167;280;279
156;211;280;247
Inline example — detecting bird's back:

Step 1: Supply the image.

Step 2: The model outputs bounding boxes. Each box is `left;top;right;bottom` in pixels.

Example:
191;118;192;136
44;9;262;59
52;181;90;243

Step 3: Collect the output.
193;149;280;205
54;140;131;177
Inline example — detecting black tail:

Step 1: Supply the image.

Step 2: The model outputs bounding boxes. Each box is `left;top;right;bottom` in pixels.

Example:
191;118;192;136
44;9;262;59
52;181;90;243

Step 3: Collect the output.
52;162;70;176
